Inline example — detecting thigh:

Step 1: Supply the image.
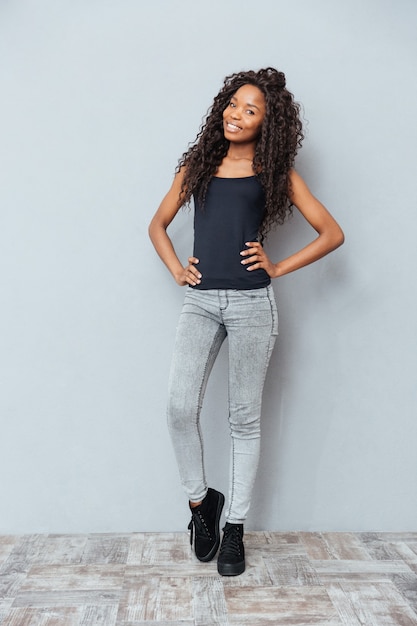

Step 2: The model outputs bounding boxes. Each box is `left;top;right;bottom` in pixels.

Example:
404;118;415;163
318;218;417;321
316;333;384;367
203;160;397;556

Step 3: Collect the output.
225;286;278;402
168;290;227;401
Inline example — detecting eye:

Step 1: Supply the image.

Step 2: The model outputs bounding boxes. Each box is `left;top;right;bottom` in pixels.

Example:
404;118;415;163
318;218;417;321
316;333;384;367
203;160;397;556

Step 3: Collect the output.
246;109;255;115
229;101;236;108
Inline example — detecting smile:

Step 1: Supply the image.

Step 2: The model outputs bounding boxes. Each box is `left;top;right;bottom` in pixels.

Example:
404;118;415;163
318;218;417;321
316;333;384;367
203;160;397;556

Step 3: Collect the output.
225;122;242;132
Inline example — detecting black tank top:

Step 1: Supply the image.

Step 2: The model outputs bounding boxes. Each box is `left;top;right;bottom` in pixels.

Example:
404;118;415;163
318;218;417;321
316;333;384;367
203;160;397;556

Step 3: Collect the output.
192;176;271;290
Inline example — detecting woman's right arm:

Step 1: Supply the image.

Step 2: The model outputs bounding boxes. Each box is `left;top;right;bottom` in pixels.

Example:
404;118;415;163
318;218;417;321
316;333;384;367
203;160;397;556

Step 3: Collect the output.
148;169;202;286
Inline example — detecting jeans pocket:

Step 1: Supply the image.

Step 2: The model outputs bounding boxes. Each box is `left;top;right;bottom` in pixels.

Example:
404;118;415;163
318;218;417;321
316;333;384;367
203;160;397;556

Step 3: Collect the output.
235;287;269;300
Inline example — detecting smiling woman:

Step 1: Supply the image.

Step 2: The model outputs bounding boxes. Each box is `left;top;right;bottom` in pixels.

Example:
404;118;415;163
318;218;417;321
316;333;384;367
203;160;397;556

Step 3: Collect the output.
148;67;344;577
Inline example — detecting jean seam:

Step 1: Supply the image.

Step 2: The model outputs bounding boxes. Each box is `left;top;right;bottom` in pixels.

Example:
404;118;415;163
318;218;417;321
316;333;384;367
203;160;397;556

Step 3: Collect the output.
267;285;278;337
227;336;272;524
229;436;236;522
194;324;226;497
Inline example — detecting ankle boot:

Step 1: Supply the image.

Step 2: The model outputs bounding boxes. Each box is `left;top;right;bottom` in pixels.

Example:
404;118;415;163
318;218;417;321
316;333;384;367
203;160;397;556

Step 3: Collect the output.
188;488;225;562
217;522;245;576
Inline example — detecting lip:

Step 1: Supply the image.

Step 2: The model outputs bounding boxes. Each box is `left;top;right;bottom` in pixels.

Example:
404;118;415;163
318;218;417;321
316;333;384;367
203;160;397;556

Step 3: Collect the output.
225;121;242;133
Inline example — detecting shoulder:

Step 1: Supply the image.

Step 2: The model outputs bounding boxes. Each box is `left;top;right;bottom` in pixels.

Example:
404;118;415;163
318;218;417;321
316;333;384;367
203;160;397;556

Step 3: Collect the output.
173;165;187;186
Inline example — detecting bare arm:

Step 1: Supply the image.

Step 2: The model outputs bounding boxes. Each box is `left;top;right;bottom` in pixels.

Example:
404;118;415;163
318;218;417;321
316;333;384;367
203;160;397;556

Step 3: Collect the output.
241;169;345;278
148;169;202;286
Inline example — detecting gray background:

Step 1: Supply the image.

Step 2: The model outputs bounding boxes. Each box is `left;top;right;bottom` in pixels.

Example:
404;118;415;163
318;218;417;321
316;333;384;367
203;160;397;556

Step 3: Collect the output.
1;0;416;533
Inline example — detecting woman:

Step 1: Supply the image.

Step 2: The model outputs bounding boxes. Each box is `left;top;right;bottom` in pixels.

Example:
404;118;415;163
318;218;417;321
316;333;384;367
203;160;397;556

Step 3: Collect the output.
149;67;344;576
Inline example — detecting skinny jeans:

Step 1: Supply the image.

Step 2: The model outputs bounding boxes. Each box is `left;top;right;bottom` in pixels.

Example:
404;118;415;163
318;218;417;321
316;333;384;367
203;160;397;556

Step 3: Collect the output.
167;285;278;524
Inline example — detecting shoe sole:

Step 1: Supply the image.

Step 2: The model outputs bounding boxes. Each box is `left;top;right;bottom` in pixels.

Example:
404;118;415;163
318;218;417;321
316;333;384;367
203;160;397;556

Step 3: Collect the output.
197;491;225;563
217;559;245;576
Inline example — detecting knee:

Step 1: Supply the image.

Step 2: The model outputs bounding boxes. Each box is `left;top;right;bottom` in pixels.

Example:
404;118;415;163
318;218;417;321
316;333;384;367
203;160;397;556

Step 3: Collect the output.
167;391;200;432
228;402;261;439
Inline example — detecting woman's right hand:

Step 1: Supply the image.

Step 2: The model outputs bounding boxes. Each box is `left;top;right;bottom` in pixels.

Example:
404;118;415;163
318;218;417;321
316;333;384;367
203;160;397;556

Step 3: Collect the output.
175;257;202;286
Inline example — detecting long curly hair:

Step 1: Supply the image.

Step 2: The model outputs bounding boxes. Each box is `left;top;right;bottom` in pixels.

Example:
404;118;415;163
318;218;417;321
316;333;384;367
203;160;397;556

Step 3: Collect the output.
176;67;304;240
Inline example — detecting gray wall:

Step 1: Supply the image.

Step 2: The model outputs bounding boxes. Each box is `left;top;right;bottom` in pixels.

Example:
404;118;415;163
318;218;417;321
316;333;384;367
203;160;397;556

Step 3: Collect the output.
1;0;416;533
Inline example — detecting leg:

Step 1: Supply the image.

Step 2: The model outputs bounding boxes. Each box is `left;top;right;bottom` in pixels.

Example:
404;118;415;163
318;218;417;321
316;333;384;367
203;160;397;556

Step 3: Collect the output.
167;289;226;503
224;286;278;524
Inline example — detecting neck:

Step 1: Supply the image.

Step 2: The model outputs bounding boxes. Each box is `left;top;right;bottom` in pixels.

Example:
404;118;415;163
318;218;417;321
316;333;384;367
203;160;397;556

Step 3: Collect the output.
227;145;255;161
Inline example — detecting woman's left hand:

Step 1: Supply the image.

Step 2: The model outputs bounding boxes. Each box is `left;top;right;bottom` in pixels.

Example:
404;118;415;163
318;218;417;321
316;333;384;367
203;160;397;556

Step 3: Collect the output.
240;242;277;278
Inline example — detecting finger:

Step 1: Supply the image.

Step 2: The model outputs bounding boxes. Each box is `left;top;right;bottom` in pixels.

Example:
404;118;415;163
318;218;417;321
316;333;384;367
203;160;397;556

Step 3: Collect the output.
246;262;261;272
188;265;202;278
188;257;199;264
241;254;260;266
240;242;260;256
186;272;198;286
188;273;202;283
187;267;202;285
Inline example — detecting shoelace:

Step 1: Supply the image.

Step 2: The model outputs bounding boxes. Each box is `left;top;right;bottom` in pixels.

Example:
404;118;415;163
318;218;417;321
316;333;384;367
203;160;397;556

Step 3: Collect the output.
188;509;212;546
219;526;243;557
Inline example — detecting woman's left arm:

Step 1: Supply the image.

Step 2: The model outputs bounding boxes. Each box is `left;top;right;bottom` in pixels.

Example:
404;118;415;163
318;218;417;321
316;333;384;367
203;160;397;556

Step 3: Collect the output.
241;169;345;278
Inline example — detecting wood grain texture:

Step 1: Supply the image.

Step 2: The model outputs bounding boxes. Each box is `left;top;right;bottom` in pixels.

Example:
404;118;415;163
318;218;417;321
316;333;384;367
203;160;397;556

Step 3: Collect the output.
0;531;416;624
1;606;82;626
192;576;228;626
224;585;340;624
117;576;192;622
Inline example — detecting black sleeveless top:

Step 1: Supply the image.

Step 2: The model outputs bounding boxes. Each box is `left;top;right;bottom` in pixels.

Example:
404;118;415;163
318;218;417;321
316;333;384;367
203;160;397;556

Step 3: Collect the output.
192;176;271;290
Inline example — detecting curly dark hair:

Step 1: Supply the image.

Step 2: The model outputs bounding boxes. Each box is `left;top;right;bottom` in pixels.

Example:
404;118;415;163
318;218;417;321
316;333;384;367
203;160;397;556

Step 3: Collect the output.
176;67;304;240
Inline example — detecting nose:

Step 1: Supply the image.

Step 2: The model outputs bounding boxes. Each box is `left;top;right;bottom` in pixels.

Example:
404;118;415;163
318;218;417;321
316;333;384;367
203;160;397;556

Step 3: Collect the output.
231;107;241;119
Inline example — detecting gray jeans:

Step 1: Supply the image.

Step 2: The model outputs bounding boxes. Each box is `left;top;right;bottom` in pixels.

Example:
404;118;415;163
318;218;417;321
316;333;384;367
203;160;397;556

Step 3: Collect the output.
167;285;278;524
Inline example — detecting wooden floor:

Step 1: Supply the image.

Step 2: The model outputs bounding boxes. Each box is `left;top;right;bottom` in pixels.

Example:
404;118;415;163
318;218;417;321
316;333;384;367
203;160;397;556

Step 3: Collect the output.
1;532;417;625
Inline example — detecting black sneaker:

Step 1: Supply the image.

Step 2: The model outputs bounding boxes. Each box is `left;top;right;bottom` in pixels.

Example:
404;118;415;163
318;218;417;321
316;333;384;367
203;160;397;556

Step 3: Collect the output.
188;488;225;562
217;522;245;576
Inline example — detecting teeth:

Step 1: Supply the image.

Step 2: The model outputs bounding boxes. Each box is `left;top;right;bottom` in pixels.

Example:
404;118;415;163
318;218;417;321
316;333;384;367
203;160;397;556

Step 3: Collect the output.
227;123;241;131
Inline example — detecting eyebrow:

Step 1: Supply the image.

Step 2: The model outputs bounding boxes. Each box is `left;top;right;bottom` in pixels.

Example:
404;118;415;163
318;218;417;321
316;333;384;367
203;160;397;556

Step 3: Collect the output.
230;95;261;111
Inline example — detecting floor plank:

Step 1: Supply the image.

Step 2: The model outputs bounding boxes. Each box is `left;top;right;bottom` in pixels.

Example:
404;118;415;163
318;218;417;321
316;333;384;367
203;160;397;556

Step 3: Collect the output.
224;585;341;624
338;581;417;626
192;576;228;626
116;576;192;622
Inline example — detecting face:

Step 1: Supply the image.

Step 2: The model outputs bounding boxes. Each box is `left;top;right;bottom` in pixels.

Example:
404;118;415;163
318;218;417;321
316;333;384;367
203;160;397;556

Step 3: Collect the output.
222;84;266;145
